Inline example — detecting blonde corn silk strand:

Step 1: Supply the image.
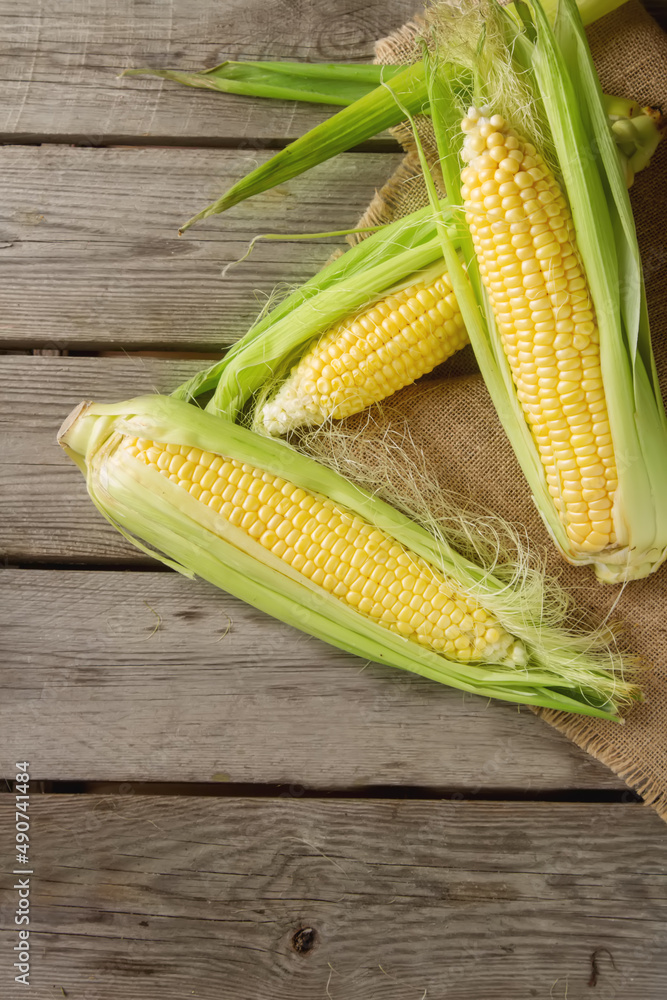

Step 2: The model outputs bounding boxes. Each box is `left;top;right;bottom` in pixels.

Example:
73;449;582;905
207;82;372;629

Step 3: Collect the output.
423;0;555;166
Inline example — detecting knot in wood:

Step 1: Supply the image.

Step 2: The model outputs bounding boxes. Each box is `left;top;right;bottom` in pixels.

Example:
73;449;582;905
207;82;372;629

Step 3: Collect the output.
292;927;316;954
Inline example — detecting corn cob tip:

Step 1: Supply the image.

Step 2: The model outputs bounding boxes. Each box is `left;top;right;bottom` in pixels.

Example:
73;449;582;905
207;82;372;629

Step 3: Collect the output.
260;384;324;437
259;268;469;436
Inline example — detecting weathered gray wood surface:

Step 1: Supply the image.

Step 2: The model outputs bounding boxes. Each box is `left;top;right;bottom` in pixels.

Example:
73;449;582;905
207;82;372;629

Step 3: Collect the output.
0;0;416;143
2;2;665;993
0;795;665;999
0;145;402;349
1;356;202;563
0;354;463;563
0;568;621;789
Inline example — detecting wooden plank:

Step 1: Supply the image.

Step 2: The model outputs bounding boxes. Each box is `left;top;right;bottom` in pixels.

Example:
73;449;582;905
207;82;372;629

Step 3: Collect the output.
0;0;415;143
0;796;664;998
0;568;622;789
0;356;202;563
0;145;402;350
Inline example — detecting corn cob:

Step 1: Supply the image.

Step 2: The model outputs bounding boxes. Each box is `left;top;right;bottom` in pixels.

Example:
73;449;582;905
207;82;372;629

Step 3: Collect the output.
126;434;512;662
260;267;468;436
57;394;639;719
460;109;617;556
424;0;667;582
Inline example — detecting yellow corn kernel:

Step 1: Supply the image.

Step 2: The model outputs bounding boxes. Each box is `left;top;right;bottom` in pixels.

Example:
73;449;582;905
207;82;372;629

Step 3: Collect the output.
461;110;618;555
260;268;469;435
127;437;516;666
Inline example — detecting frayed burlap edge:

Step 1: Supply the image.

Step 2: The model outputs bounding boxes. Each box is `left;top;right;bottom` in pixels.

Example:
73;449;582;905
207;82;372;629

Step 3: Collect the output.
375;17;425;61
537;708;667;817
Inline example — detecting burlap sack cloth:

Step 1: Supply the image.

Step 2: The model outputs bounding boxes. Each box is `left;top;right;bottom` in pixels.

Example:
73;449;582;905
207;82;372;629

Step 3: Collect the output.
339;1;667;818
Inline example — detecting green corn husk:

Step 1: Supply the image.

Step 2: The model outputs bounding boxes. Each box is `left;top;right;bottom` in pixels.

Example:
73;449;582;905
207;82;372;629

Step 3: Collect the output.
174;1;643;233
173;204;450;417
123;60;407;106
422;0;667;582
58;393;640;719
611;112;664;187
179;61;430;233
564;0;627;20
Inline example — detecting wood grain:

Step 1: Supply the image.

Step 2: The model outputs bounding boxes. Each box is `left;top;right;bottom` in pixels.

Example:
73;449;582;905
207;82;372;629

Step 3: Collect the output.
0;568;619;789
0;145;402;349
0;795;665;999
0;0;415;143
0;356;201;563
0;351;463;566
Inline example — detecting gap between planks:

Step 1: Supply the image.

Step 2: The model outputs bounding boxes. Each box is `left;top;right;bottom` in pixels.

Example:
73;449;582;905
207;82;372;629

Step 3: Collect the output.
0;780;641;804
0;132;403;152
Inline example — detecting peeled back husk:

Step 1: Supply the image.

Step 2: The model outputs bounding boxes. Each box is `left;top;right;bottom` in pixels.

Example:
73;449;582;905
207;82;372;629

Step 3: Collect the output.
58;394;639;719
